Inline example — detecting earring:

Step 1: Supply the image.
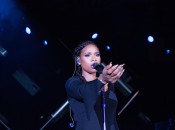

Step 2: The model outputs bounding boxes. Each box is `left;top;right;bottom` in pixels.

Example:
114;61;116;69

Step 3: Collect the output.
76;58;80;65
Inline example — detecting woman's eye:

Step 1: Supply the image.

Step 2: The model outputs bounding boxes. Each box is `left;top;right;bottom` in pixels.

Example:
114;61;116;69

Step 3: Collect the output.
96;53;100;57
85;54;90;57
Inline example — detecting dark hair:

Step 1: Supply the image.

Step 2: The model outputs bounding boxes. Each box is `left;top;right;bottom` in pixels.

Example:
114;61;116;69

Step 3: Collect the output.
73;40;97;59
73;40;98;80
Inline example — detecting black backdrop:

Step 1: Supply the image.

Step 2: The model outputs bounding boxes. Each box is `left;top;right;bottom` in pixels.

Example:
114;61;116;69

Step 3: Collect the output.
0;0;175;129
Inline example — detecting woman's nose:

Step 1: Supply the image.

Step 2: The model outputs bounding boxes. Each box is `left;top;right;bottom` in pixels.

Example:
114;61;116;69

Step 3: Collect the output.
92;56;97;61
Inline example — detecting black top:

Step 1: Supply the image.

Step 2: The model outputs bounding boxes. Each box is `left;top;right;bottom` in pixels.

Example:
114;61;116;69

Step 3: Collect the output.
65;76;119;130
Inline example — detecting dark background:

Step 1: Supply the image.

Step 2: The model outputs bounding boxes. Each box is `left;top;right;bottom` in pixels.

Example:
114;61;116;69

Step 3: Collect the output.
0;0;174;130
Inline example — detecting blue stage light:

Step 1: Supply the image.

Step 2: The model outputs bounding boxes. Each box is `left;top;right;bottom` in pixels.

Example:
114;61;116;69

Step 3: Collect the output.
43;40;48;46
147;36;154;43
25;27;31;34
166;49;170;54
92;33;98;39
106;45;110;51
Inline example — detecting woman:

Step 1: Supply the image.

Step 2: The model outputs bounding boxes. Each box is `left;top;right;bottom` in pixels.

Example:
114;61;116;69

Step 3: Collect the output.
65;40;125;130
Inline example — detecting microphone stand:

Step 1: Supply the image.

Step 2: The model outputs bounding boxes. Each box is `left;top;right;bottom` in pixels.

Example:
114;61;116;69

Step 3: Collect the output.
102;88;106;130
94;62;139;130
93;62;107;130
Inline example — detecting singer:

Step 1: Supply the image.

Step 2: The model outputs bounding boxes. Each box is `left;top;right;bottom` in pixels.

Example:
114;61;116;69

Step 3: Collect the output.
65;40;125;130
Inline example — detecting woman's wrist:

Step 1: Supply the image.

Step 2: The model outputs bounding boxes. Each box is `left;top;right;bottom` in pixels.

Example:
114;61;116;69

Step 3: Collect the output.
98;77;107;85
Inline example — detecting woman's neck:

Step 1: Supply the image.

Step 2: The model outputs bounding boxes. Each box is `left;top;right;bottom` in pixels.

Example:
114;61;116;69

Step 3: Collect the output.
82;72;96;82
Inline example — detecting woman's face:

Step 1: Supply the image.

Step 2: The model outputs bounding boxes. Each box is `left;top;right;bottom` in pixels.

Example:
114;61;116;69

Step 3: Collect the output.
79;44;101;75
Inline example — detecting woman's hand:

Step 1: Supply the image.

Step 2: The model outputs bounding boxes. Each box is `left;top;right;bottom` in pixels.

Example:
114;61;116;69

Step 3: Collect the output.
98;62;125;84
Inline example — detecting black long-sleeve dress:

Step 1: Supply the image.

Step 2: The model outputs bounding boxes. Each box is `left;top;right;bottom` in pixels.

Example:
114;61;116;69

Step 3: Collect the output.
65;76;119;130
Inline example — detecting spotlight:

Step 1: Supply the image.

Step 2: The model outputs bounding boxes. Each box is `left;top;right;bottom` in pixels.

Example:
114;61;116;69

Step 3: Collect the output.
106;45;110;51
166;49;170;54
0;45;8;57
92;33;98;39
147;36;154;43
25;27;31;34
43;40;48;46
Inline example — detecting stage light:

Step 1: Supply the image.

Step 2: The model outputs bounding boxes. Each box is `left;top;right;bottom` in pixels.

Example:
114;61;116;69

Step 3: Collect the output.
166;49;170;54
0;45;8;57
43;40;48;46
25;27;31;34
106;45;111;51
92;33;98;39
147;35;154;43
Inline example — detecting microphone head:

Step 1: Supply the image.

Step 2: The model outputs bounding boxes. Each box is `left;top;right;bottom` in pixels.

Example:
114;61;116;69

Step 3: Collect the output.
92;62;105;74
92;62;99;69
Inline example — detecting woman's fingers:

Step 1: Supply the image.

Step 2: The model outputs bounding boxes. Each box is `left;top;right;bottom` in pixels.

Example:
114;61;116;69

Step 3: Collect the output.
110;64;125;76
101;63;125;84
107;64;125;83
105;62;113;70
106;64;118;75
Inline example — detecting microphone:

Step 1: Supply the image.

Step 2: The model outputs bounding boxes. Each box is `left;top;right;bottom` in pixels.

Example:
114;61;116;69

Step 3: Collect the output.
94;62;139;115
92;62;106;74
93;62;132;94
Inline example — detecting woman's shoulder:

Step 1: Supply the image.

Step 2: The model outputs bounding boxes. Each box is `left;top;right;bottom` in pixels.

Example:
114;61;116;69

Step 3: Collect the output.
65;76;80;84
65;76;81;89
66;76;79;81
